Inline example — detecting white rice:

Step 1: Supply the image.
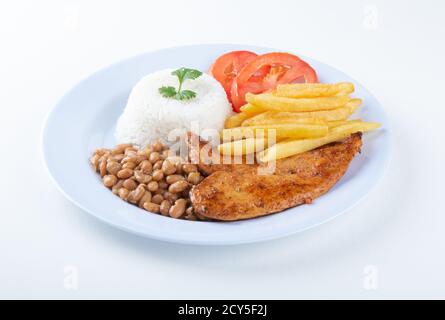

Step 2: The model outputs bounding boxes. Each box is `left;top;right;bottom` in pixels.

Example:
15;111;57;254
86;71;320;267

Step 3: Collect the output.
115;69;232;147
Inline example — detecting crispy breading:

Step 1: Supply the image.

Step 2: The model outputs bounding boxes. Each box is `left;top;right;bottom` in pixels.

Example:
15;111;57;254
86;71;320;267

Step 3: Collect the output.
188;133;362;221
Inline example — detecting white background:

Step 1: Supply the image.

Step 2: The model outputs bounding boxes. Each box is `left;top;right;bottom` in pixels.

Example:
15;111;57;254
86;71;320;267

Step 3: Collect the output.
1;0;444;299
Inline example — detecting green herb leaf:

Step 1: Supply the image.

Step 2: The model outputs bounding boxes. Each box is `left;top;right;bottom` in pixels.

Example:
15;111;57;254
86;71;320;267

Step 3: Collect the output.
159;68;202;101
176;90;196;100
159;86;177;98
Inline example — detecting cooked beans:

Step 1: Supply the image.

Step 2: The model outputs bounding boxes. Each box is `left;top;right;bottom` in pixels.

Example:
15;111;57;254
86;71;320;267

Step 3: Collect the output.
140;160;152;174
152;141;163;152
122;161;137;170
152;169;164;181
128;185;145;204
138;191;152;207
143;202;160;213
169;180;189;194
151;194;164;205
158;181;168;190
91;142;204;221
169;199;187;218
153;160;163;170
149;152;160;163
183;164;198;174
123;178;137;191
106;161;121;175
134;170;152;184
187;172;201;185
117;168;133;179
99;159;107;177
163;191;178;203
111;180;124;195
103;175;117;187
147;181;158;192
118;188;130;201
162;160;176;175
90;154;100;171
160;200;171;216
166;174;185;184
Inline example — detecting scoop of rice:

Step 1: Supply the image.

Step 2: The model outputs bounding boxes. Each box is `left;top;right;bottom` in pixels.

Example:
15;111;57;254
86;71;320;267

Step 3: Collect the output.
115;69;232;147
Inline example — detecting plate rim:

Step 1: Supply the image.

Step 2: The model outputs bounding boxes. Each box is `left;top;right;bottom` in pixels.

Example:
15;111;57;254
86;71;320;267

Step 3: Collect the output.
41;43;393;245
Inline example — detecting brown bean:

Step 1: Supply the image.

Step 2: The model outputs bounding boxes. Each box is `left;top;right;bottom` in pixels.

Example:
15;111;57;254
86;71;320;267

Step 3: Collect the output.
161;160;176;175
95;148;110;156
158;181;168;190
166;174;185;184
128;185;145;204
112;154;125;162
175;163;184;174
152;141;163;152
152;169;164;181
106;161;121;175
162;149;171;159
154;188;166;195
99;159;107;177
125;148;138;156
151;194;164;205
140;160;152;174
160;200;171;216
134;170;152;184
149;152;161;164
118;188;130;201
123;155;146;166
112;143;133;155
111;179;124;195
103;175;118;187
168;180;189;193
138;191;152;207
143;202;160;213
182;164;198;174
90;154;101;171
187;172;201;185
169;199;187;218
153;160;163;170
147;181;158;192
163;191;178;203
122;161;137;169
123;178;137;191
117;168;133;179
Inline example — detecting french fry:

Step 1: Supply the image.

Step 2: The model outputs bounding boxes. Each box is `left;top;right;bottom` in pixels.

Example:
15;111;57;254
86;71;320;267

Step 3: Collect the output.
224;112;252;129
275;82;355;98
330;120;380;134
345;98;362;114
241;107;353;126
239;103;266;115
258;121;380;162
246;93;351;112
241;113;327;127
218;138;268;156
221;123;328;142
327;119;366;128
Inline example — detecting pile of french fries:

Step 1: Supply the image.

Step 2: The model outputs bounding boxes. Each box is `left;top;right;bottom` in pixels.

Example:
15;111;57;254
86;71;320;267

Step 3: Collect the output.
219;82;380;162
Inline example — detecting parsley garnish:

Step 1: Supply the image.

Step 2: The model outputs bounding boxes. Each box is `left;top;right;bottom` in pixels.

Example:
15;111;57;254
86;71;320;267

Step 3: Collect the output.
159;68;203;100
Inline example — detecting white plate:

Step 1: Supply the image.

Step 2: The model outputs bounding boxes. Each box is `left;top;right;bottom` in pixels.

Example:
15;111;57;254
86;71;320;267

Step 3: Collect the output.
42;44;392;245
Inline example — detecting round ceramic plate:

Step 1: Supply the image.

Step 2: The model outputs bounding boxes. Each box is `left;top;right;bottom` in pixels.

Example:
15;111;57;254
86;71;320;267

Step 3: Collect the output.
42;44;392;245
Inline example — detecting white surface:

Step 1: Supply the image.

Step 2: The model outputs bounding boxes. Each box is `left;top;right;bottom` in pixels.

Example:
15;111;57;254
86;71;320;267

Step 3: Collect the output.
1;0;444;299
42;43;392;245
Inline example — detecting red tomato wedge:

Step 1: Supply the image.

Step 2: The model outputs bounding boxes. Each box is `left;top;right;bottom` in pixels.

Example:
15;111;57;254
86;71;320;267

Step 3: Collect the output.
208;51;257;104
230;52;319;111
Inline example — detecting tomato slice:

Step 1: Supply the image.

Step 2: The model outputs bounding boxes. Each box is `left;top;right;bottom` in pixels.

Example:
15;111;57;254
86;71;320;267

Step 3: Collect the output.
208;51;257;104
230;52;319;111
